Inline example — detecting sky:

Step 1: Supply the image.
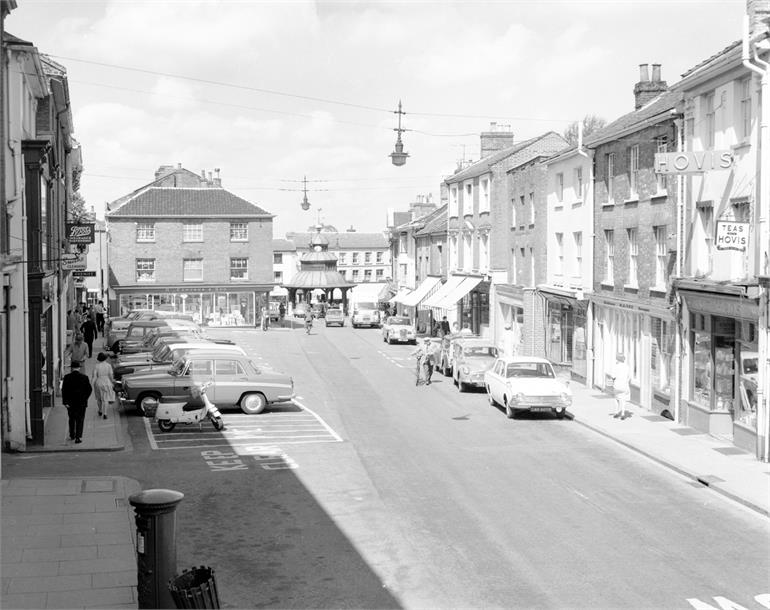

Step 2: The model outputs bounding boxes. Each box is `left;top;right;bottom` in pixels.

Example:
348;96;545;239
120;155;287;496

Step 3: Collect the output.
7;0;745;236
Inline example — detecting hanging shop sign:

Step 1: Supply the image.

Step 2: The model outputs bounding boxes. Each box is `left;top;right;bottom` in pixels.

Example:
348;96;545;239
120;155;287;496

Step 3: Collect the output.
654;150;734;174
61;253;87;270
715;220;750;251
66;223;95;244
72;270;96;277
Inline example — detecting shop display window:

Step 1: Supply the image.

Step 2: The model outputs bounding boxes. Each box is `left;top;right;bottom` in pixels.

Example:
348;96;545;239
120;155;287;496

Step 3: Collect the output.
692;331;712;408
736;346;758;427
713;336;735;413
651;318;673;397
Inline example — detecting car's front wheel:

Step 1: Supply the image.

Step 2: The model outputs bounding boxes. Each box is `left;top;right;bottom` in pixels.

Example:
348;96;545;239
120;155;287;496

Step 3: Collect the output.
486;386;497;406
505;400;515;419
136;392;160;416
241;392;267;415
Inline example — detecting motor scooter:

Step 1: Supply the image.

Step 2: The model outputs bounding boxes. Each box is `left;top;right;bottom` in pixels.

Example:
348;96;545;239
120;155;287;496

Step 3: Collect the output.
153;381;225;432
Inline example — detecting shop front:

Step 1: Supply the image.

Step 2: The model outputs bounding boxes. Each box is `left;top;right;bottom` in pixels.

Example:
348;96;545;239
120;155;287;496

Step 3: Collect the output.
538;288;589;382
592;295;675;415
492;283;525;355
115;286;267;327
679;285;760;452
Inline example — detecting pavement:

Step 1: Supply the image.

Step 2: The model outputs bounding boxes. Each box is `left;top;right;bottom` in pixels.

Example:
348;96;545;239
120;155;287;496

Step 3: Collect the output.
2;333;769;608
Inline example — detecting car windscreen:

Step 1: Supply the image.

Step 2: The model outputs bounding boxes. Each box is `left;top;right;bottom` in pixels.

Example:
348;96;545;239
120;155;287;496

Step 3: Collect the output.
389;318;410;325
465;346;497;357
505;362;554;378
355;302;377;310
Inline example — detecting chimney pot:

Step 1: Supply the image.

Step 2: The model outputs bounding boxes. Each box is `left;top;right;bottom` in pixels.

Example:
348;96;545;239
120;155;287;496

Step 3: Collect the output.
490;121;497;131
177;162;182;169
639;64;650;82
651;63;662;82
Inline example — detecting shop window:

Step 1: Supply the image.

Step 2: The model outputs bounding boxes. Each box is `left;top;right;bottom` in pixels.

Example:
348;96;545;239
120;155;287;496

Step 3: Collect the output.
651;318;673;397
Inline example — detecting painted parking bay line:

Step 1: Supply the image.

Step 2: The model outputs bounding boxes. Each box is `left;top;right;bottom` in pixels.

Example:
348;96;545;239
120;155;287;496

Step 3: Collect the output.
144;399;342;451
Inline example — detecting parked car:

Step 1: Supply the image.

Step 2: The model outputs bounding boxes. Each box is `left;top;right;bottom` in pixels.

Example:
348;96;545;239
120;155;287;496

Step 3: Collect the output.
116;319;201;353
120;350;294;415
484;356;572;419
351;301;380;328
381;316;416;344
452;339;498;392
325;307;345;327
113;341;247;382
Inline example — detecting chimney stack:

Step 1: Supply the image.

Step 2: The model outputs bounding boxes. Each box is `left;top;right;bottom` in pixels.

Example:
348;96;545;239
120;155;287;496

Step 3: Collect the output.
633;63;667;110
213;168;222;187
480;122;513;159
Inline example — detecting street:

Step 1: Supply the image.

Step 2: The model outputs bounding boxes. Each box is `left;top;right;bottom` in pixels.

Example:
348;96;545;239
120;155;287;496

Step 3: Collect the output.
3;323;769;609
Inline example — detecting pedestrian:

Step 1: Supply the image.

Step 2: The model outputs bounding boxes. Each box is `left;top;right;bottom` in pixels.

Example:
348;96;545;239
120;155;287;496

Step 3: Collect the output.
91;352;116;419
410;338;433;386
460;323;473;336
94;300;106;335
61;360;92;444
278;302;285;327
452;322;460;334
304;311;313;334
260;306;269;331
67;334;89;369
66;309;78;331
424;338;437;385
440;316;451;338
80;316;97;358
610;353;631;420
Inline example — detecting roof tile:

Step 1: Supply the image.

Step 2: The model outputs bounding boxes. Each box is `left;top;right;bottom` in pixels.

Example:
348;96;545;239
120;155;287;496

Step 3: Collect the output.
107;187;271;217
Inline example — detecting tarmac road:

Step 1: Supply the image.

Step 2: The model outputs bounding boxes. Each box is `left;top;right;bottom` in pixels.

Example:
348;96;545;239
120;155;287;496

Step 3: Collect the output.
3;322;768;609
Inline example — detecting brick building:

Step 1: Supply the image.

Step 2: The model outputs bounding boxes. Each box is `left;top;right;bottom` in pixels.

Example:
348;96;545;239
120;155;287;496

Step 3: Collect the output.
586;66;682;414
106;166;274;326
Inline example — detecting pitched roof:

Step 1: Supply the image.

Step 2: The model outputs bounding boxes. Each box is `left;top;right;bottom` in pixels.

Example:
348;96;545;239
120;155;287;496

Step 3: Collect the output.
414;204;448;237
584;89;683;147
272;238;296;252
107;187;272;218
447;136;539;182
680;40;741;79
285;232;389;249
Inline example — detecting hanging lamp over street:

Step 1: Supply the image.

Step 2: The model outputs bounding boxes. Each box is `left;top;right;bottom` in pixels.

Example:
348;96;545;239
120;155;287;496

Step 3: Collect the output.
390;100;409;166
301;175;310;210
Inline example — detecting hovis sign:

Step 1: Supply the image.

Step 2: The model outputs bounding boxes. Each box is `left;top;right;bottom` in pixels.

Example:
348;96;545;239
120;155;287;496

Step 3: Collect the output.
715;221;750;251
654;150;734;174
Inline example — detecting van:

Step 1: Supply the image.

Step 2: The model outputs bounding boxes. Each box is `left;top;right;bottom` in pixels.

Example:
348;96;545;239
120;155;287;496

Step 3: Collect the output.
351;301;380;328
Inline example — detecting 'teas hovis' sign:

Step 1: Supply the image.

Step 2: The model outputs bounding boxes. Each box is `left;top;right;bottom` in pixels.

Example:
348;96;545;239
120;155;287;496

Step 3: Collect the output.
654;151;734;174
715;221;750;251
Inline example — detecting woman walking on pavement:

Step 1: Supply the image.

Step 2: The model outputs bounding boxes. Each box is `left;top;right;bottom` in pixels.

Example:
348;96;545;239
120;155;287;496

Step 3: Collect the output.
91;352;116;419
304;312;313;334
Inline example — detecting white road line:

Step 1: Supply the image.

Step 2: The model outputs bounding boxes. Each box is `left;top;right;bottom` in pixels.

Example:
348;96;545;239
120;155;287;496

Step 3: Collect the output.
144;417;158;450
156;439;342;449
292;398;343;442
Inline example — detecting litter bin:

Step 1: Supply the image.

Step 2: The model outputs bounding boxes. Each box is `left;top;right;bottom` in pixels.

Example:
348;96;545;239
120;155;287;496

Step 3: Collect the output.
168;566;220;609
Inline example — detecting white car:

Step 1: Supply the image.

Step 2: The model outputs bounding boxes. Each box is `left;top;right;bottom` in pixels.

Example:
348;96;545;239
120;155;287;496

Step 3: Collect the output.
381;316;416;344
351;302;380;328
484;356;571;419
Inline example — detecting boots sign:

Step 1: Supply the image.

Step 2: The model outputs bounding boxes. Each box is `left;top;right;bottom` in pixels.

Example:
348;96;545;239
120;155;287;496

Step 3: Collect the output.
66;223;95;244
654;150;734;174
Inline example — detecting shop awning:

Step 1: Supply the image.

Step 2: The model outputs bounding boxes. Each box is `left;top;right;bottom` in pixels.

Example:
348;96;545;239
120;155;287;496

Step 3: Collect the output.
390;287;413;304
400;276;442;308
435;276;482;309
422;275;464;309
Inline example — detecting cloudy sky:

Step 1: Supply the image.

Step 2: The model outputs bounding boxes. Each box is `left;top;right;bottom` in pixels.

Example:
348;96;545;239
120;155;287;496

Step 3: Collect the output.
8;0;743;236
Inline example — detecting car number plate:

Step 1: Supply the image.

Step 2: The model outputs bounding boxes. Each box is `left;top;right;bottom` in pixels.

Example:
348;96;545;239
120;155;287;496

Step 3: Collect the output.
530;407;552;412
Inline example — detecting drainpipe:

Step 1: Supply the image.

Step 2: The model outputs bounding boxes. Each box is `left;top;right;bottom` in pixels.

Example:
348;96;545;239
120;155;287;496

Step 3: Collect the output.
576;122;596;386
673;116;684;423
743;15;769;461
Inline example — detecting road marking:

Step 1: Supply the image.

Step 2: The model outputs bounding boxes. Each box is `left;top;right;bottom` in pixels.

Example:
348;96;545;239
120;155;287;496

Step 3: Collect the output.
145;402;342;450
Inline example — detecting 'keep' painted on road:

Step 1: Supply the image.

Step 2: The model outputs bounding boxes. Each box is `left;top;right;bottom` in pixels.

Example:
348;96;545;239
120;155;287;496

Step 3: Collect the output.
201;447;298;472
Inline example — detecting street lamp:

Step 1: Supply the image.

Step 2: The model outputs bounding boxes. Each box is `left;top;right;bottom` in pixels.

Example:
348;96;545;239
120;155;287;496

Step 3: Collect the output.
301;175;310;211
390;100;409;167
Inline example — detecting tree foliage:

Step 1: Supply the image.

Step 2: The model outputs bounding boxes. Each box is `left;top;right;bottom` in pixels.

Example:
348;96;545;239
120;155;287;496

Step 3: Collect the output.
563;115;607;147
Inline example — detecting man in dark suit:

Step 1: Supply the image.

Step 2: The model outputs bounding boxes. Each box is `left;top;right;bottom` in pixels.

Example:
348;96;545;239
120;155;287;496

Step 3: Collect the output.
61;361;92;444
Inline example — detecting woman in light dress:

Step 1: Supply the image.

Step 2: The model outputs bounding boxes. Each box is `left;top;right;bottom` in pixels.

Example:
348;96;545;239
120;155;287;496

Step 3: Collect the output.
91;352;116;419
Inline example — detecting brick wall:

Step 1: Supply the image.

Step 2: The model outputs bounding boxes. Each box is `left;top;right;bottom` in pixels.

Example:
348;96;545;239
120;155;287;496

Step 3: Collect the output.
108;217;273;287
592;120;677;307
